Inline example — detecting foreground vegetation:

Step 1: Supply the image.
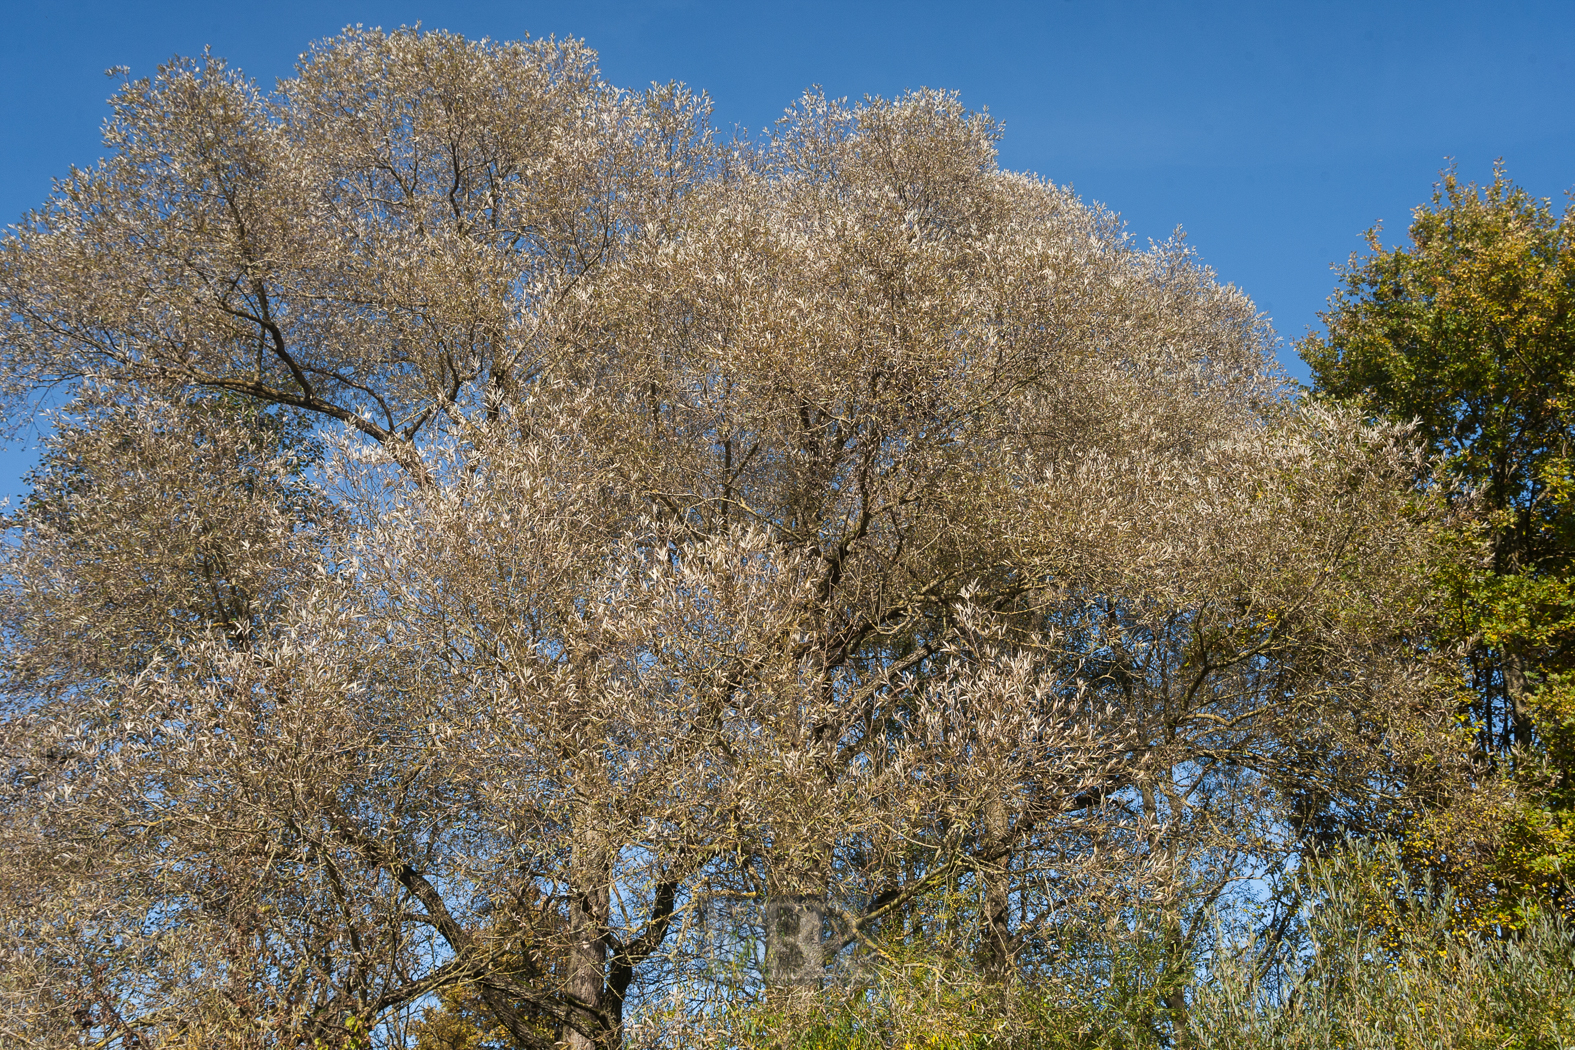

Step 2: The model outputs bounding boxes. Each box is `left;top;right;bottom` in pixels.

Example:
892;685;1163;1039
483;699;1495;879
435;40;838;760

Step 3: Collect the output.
691;847;1575;1050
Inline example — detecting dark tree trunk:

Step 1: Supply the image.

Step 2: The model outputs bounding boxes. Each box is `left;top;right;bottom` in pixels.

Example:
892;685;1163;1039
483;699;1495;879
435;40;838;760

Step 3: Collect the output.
978;797;1014;985
565;829;610;1050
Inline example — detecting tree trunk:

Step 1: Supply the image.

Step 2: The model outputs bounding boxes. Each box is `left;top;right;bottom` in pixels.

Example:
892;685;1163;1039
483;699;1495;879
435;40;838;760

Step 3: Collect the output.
1504;648;1533;751
979;796;1014;985
565;829;610;1050
1141;782;1192;1050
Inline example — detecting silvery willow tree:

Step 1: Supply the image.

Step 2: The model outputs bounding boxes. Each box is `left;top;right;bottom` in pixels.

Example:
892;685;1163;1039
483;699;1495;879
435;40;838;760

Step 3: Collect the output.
0;28;1459;1050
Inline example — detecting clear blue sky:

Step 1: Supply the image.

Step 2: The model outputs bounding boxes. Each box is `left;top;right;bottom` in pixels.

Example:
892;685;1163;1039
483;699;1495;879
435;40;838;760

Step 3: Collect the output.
2;0;1572;494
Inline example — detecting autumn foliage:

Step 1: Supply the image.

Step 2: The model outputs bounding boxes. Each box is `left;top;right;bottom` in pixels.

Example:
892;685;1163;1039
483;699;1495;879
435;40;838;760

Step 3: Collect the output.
0;27;1562;1050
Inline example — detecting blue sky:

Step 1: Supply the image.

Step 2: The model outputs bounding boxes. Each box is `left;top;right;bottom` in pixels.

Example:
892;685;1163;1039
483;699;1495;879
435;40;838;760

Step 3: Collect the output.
1;0;1572;493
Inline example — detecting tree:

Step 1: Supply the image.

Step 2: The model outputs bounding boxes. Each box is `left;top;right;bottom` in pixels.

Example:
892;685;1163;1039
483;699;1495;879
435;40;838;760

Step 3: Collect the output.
1299;164;1575;922
0;28;1456;1048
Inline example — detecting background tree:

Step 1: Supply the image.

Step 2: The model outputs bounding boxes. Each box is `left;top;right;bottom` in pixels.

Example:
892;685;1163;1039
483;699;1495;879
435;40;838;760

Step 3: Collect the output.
1299;164;1575;922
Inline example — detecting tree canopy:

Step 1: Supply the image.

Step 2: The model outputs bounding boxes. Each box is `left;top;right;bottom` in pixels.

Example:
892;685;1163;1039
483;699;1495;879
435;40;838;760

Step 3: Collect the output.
0;28;1473;1050
1300;165;1575;924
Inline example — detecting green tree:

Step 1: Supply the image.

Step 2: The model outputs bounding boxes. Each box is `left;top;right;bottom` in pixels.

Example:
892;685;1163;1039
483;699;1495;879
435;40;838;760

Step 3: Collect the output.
1299;164;1575;921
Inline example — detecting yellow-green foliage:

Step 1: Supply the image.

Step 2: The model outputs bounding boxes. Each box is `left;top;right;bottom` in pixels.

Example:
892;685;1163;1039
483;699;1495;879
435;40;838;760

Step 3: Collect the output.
708;849;1575;1050
1191;846;1575;1050
1300;164;1575;924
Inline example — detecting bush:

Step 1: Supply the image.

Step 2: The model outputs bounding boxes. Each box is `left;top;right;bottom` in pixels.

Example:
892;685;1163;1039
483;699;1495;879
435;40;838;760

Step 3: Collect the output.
699;846;1575;1050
